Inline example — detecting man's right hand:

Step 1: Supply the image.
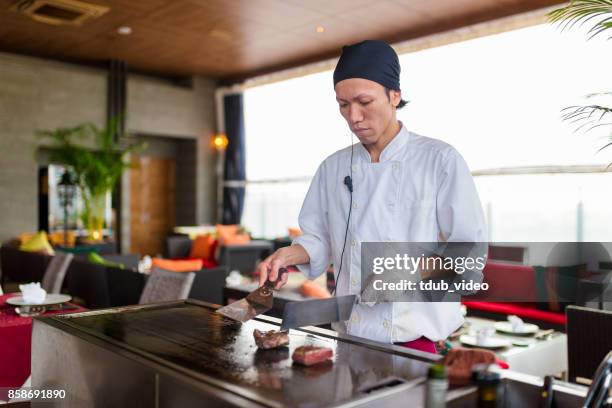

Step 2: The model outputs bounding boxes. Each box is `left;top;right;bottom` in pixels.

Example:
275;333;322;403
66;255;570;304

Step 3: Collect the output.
257;244;310;290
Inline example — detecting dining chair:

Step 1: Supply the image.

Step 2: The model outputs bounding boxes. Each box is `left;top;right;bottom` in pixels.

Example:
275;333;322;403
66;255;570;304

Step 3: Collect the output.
65;258;111;308
139;267;195;305
106;265;147;307
188;266;230;305
41;252;74;294
218;240;273;275
566;305;612;384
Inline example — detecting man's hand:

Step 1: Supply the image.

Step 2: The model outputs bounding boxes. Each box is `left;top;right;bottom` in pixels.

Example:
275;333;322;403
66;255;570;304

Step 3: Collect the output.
257;244;310;290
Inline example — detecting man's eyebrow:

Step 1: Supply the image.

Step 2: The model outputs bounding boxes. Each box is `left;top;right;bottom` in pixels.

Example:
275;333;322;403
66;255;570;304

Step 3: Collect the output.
336;94;374;102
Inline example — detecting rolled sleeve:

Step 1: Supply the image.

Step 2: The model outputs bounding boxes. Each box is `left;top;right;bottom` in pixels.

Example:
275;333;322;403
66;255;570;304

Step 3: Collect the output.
293;163;332;280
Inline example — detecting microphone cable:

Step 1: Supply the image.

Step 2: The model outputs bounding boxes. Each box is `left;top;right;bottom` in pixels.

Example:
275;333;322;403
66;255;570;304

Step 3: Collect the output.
332;133;355;296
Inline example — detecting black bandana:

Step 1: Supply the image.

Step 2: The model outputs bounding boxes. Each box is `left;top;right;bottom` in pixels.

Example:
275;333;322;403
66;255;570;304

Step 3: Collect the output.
333;40;400;91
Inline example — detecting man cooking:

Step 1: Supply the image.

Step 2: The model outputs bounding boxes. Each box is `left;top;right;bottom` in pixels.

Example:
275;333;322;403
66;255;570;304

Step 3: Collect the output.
257;40;487;353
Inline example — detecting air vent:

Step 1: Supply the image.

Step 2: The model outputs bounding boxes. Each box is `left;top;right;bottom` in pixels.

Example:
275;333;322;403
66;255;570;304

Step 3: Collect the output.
12;0;109;26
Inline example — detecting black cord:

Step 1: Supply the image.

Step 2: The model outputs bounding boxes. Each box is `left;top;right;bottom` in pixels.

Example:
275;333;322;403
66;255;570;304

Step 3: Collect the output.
332;134;354;296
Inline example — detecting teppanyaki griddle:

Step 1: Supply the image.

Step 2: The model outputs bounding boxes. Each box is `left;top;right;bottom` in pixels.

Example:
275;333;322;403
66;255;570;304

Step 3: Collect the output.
32;300;434;407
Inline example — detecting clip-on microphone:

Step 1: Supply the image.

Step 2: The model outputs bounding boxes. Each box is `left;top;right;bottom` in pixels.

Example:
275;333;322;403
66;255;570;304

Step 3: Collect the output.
343;175;353;193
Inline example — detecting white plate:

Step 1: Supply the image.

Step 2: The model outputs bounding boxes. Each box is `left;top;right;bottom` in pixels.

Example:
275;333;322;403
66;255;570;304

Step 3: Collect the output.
493;321;539;335
7;294;72;307
459;334;512;349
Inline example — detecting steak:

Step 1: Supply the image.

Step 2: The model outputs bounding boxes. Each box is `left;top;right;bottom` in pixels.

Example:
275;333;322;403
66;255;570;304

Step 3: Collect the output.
253;329;290;349
292;345;333;366
441;348;497;385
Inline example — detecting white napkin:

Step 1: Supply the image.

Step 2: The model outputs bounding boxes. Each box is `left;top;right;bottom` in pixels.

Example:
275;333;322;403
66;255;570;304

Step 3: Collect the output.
507;314;524;332
476;327;495;345
225;270;242;287
19;282;47;304
138;255;152;273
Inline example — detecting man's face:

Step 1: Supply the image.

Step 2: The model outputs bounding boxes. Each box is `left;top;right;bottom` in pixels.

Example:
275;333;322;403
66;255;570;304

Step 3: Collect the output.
335;78;401;145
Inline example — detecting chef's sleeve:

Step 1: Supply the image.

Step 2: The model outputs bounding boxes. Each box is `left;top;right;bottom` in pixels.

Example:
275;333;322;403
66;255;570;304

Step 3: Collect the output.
436;148;488;242
292;162;332;280
436;148;488;296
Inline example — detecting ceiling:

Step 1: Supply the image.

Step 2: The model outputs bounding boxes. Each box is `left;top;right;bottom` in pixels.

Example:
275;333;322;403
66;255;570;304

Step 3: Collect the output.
0;0;566;83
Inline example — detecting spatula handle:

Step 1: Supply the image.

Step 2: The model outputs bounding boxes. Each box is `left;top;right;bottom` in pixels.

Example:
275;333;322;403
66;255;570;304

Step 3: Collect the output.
264;267;288;290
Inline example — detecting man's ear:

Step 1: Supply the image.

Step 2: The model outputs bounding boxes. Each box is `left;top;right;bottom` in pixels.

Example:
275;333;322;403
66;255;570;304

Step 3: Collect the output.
390;90;402;107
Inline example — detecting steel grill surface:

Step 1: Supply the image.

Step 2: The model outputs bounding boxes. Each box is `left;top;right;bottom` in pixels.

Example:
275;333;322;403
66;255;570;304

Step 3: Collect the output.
54;302;431;407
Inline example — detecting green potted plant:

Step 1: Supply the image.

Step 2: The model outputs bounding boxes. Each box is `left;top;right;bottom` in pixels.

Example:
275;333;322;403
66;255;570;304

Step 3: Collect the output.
549;0;612;157
38;118;143;242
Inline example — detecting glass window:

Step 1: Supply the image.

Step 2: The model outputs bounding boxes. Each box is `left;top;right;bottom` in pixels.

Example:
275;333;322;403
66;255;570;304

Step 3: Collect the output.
242;24;612;240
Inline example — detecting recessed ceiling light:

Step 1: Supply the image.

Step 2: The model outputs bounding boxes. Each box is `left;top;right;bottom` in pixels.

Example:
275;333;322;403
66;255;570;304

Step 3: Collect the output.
316;26;325;33
117;26;132;35
208;29;233;41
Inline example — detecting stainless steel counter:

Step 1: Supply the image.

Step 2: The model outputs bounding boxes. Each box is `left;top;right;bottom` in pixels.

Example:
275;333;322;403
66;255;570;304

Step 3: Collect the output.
30;299;593;407
31;300;440;407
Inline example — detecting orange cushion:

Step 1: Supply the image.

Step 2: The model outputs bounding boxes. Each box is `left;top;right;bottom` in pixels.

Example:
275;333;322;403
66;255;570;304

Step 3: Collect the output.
49;231;76;247
288;227;302;238
216;224;239;240
299;280;331;299
152;258;203;272
222;233;251;246
190;234;216;260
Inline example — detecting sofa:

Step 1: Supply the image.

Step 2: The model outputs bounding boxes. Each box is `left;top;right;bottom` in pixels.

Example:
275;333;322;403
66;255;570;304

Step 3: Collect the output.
1;242;230;308
462;261;597;330
166;234;273;275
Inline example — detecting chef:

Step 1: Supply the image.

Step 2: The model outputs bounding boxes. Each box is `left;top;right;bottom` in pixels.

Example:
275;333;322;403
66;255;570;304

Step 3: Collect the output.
257;40;487;352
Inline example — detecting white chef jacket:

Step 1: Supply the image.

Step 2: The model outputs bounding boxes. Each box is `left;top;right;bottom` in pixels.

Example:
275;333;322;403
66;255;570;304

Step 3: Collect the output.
293;124;487;343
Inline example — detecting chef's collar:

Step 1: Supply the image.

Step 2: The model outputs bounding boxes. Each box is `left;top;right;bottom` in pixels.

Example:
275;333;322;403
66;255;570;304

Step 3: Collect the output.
357;122;409;163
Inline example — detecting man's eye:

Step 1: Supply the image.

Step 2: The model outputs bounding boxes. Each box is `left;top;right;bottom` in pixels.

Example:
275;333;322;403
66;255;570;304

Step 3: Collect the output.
339;103;348;108
360;100;372;105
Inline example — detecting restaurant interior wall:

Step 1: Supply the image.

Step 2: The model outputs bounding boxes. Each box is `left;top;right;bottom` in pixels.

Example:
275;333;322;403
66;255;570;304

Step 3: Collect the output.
0;51;218;244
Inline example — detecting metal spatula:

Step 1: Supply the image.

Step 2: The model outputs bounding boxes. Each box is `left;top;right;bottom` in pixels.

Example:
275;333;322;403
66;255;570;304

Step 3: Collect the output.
216;268;288;322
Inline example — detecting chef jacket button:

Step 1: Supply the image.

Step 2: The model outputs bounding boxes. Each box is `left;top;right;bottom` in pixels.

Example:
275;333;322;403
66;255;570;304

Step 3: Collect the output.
392;163;399;170
351;278;358;286
383;319;391;329
351;240;357;247
352;164;358;172
352;202;358;210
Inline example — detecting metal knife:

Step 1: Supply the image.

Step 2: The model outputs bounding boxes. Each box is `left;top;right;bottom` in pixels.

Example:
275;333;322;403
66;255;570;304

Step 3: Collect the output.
280;295;357;331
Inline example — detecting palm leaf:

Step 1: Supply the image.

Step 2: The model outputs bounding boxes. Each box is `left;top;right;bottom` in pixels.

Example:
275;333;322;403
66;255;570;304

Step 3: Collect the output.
548;0;612;40
37;118;144;198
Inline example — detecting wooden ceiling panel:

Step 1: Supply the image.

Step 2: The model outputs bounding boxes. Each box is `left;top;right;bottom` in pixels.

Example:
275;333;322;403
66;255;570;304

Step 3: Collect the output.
234;0;324;31
0;0;567;81
284;0;373;16
335;3;435;40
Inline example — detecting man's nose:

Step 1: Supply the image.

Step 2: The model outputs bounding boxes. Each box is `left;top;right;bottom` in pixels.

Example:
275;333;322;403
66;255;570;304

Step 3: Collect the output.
348;105;363;124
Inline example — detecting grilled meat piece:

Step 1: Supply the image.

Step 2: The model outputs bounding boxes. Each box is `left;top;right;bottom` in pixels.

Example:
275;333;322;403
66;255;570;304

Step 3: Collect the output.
441;347;497;385
253;329;290;349
292;345;333;366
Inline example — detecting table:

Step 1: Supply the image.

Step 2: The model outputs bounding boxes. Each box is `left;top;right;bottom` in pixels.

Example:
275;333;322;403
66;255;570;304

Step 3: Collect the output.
0;293;87;399
452;317;567;378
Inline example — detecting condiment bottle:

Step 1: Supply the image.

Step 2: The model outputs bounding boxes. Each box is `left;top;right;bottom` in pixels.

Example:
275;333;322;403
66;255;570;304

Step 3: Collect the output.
475;370;503;408
425;363;448;408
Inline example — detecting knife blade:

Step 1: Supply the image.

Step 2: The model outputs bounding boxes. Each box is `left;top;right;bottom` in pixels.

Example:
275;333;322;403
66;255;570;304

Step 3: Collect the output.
280;295;357;331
